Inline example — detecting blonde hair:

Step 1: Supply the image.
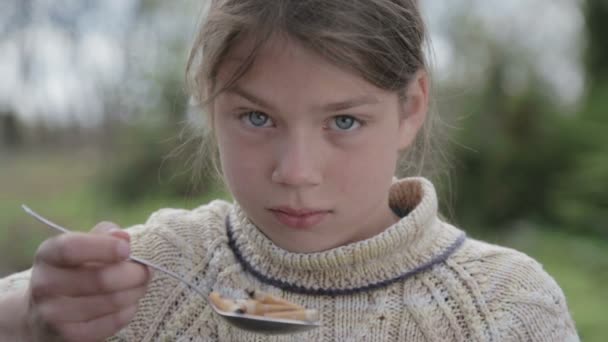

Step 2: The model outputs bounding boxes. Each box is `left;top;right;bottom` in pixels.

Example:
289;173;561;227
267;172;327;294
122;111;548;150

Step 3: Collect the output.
184;0;445;182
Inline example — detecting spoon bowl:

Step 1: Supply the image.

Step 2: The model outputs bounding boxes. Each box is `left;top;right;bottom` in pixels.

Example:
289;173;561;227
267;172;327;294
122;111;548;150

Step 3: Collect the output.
209;302;320;334
21;204;321;335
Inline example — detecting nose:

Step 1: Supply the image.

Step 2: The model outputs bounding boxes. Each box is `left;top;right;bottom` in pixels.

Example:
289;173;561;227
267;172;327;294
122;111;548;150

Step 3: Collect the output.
271;132;322;187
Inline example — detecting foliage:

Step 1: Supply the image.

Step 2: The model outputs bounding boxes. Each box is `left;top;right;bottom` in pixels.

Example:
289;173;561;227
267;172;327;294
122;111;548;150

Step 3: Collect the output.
435;0;608;238
443;86;608;237
96;121;213;204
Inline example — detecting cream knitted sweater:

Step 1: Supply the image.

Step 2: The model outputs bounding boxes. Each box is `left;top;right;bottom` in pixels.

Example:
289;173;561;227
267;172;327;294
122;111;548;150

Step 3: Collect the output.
1;178;579;341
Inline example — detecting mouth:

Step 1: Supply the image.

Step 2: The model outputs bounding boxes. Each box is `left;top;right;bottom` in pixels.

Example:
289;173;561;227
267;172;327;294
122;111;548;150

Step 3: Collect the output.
268;206;332;230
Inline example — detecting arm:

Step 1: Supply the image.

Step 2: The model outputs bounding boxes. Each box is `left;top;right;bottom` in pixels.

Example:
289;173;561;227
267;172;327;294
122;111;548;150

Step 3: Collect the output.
481;249;580;342
496;281;579;341
498;298;579;341
0;273;30;341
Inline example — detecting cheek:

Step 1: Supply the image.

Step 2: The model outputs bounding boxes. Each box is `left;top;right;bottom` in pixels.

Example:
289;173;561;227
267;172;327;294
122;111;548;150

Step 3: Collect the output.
329;137;399;193
220;141;257;174
217;127;270;190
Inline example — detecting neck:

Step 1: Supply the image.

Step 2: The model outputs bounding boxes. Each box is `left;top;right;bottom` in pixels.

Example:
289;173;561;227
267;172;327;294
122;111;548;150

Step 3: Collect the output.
225;177;467;296
344;203;401;246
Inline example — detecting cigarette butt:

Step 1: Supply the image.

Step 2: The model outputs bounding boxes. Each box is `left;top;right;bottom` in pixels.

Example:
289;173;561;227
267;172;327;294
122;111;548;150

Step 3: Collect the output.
264;309;319;322
257;304;298;314
249;290;304;310
209;291;240;313
236;299;298;315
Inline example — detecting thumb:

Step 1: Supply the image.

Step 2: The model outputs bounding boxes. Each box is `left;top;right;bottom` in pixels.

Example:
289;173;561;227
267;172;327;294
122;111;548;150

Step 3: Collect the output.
109;228;130;243
91;221;130;242
83;221;129;268
90;221;121;235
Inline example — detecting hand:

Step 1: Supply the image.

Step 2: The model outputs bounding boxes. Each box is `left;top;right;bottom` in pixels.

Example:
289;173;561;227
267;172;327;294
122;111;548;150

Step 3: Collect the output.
24;222;151;342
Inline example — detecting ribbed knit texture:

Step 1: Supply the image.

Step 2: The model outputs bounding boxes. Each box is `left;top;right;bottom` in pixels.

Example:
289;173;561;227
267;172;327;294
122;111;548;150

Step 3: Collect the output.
0;177;579;341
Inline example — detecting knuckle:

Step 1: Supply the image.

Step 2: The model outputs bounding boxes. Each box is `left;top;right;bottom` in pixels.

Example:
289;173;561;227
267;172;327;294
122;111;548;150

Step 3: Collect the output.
36;234;78;265
92;221;119;233
59;325;87;342
29;305;64;341
62;322;103;342
53;324;73;340
59;235;83;263
30;275;50;300
34;238;54;263
36;302;57;323
106;291;126;312
93;268;112;293
131;265;148;286
114;305;136;330
100;220;118;227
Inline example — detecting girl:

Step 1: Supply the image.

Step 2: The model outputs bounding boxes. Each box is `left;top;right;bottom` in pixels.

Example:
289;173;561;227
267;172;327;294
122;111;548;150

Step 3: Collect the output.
0;0;579;341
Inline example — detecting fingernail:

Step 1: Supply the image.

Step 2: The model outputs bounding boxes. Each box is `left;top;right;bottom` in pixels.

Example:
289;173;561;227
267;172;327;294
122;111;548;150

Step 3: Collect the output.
116;240;130;259
110;229;130;242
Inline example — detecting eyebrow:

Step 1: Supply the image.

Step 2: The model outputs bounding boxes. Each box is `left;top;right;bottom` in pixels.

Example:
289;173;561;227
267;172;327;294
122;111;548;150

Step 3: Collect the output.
227;85;275;110
226;85;380;112
319;95;379;112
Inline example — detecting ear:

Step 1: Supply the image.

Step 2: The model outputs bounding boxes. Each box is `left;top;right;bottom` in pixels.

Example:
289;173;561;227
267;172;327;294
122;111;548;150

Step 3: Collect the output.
397;70;429;150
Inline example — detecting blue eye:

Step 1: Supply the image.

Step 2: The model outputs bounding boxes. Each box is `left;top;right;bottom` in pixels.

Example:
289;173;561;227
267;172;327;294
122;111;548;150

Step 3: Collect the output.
330;115;361;131
242;111;272;127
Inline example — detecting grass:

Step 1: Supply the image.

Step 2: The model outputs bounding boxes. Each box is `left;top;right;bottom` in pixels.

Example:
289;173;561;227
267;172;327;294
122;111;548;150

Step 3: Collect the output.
1;148;606;340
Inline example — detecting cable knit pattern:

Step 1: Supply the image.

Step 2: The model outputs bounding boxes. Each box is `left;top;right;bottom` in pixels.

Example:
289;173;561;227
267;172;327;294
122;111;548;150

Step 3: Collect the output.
0;177;579;341
226;178;466;296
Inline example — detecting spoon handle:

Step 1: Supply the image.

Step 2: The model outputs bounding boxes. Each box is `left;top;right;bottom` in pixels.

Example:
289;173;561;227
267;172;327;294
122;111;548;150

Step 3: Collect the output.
21;204;208;299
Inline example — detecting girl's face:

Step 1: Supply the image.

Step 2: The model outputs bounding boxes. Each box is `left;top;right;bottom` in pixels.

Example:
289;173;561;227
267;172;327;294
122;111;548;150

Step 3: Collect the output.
213;36;428;253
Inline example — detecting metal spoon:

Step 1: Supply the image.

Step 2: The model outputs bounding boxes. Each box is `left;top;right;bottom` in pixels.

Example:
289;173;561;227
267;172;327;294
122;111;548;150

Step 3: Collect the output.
21;204;320;335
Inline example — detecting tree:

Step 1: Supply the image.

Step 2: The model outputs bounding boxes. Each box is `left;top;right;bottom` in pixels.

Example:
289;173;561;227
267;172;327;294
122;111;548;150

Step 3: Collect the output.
0;111;22;148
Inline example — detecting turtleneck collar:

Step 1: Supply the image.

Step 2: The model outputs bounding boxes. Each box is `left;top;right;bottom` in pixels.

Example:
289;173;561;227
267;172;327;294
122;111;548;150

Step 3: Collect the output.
225;177;466;296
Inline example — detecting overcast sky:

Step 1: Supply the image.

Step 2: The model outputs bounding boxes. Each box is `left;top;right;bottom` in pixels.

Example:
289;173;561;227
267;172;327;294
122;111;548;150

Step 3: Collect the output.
0;0;585;126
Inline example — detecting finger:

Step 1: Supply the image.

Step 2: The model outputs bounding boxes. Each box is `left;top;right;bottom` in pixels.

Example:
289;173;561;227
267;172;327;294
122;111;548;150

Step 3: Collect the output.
36;233;130;267
38;285;148;323
88;225;129;268
31;261;150;298
90;221;121;235
90;221;129;242
56;304;138;342
108;229;130;243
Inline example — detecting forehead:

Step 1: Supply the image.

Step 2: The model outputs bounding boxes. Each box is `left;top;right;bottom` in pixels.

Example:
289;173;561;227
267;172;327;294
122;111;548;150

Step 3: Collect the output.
216;35;385;100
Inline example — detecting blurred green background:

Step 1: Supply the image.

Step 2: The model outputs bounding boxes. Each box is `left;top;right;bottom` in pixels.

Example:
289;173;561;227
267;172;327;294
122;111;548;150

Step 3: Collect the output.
1;1;606;340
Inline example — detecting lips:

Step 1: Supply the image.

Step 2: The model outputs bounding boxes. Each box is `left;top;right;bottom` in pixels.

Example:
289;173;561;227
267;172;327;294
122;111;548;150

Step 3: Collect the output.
268;206;331;229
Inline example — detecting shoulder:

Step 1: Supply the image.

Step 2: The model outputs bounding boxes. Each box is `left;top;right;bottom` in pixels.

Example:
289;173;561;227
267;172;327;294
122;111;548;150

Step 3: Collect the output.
123;199;233;279
452;237;561;296
448;236;579;341
141;199;232;231
127;199;232;253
